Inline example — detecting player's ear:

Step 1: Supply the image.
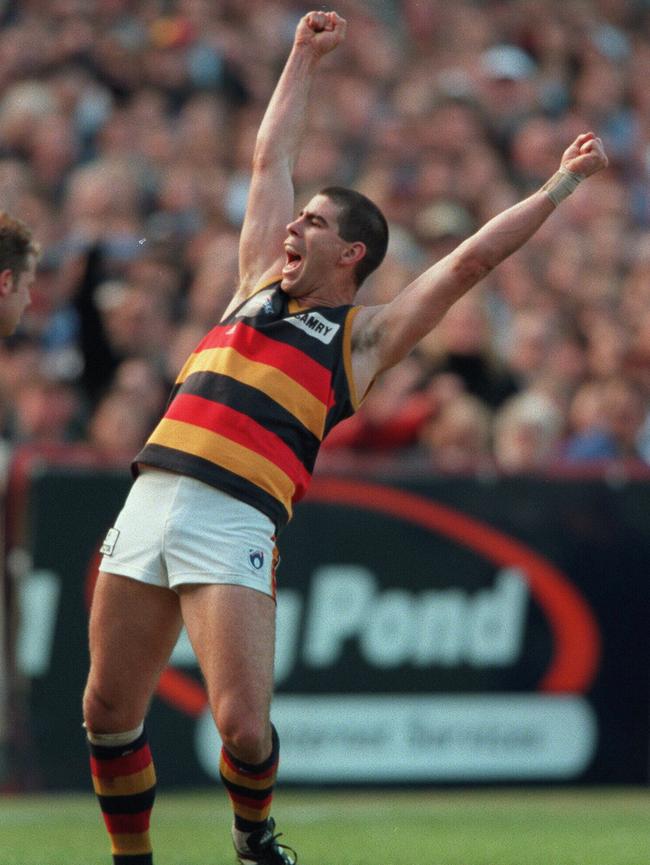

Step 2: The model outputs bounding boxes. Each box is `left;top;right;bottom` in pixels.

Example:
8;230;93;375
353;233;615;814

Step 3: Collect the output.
0;269;14;297
340;241;366;268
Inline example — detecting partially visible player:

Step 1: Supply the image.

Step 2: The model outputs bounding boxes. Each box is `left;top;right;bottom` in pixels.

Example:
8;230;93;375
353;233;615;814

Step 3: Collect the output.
0;212;39;337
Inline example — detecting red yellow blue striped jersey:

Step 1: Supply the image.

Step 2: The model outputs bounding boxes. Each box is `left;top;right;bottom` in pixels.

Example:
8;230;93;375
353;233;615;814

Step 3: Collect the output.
134;278;362;529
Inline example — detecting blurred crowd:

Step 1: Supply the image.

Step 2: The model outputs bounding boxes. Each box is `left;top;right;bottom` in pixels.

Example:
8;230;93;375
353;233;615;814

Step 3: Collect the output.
1;0;650;481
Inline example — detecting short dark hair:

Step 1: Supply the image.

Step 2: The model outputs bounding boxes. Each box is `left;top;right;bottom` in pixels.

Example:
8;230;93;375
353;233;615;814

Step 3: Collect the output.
0;212;40;280
319;186;389;287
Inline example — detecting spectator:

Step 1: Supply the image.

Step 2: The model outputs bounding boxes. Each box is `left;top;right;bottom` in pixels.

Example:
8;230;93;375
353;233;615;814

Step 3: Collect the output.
415;292;519;408
86;387;153;464
505;309;556;386
493;390;565;473
110;358;168;422
563;379;617;461
418;393;494;474
564;377;649;464
94;282;173;366
600;377;648;461
10;377;81;446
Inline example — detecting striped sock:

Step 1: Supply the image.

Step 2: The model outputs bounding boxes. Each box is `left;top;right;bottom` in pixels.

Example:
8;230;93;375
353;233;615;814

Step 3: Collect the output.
88;726;156;864
219;725;279;832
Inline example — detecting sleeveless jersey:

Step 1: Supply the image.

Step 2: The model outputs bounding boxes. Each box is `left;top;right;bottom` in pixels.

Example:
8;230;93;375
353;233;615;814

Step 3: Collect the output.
134;278;362;529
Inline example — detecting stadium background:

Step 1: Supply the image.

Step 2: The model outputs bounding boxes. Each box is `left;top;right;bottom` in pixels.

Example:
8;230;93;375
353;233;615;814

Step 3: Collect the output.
0;0;649;840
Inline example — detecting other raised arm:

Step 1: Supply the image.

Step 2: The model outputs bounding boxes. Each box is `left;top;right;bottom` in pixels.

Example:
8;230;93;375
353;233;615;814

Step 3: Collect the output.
351;133;608;397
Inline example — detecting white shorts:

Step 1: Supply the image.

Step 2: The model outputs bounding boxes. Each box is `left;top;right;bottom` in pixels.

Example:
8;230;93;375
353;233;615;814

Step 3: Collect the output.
99;469;279;598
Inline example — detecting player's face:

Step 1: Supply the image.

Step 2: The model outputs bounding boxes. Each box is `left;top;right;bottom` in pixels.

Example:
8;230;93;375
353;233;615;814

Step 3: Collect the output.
281;195;348;296
0;256;36;337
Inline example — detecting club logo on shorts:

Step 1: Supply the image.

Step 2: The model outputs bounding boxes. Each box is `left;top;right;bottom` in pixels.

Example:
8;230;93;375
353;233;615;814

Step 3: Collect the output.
249;549;265;570
100;527;120;556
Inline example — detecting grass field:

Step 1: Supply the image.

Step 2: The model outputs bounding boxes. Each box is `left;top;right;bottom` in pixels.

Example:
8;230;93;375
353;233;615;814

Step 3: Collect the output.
1;787;649;865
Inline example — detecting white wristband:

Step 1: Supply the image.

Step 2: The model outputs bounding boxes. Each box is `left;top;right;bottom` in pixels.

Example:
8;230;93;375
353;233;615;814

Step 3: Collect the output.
542;169;584;207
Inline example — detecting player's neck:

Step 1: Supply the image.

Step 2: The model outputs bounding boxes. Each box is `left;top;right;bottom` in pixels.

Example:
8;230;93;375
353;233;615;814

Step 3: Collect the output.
297;276;357;309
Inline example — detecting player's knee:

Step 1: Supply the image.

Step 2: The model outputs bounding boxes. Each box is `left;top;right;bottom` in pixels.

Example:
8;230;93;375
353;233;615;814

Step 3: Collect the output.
217;706;269;763
82;684;113;732
82;683;135;734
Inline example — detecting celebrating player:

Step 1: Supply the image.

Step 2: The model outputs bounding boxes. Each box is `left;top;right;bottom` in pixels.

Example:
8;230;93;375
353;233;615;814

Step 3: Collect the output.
82;10;607;865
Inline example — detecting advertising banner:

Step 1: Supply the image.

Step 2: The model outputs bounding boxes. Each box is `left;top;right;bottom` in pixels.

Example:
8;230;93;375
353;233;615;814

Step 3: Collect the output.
6;464;650;789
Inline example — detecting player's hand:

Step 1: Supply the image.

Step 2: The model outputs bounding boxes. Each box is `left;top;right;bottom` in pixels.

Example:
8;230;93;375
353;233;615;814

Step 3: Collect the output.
560;132;608;177
294;11;347;57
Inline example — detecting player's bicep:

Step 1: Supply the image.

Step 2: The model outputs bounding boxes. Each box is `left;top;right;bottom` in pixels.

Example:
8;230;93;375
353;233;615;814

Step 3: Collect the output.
238;162;293;294
350;264;461;392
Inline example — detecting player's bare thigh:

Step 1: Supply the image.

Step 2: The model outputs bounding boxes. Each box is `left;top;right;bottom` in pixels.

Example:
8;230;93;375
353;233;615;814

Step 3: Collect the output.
83;571;183;733
178;583;276;762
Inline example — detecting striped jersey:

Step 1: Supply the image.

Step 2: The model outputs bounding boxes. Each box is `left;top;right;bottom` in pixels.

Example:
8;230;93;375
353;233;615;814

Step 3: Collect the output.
134;278;362;529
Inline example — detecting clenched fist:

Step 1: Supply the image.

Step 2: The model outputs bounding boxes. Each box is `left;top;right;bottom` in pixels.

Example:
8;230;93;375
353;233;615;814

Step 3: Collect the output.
561;132;608;178
294;10;347;57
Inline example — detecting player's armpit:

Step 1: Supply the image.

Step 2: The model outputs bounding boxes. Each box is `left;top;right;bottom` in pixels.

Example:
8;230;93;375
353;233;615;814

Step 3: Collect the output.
349;304;389;401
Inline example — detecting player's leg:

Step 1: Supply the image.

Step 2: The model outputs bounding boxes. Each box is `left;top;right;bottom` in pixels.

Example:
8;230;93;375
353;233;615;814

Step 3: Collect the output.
179;583;295;864
84;572;183;731
83;572;183;865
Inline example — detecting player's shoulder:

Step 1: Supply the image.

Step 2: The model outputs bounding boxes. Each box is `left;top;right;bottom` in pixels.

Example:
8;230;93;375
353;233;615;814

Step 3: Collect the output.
220;271;283;322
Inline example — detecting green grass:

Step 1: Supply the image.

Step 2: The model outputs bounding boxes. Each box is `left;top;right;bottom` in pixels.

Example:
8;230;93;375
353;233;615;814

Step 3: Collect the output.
1;788;649;865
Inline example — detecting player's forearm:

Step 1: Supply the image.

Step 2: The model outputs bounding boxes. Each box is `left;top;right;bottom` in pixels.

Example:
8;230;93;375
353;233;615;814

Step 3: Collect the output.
405;188;556;318
454;188;555;280
453;166;589;280
253;45;321;172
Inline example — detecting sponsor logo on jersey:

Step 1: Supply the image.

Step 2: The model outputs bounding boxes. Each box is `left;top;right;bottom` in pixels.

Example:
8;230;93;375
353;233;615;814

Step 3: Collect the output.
286;311;340;344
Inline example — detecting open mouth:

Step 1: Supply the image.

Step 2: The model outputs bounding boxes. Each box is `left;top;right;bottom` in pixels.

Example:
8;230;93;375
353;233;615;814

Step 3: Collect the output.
283;248;303;274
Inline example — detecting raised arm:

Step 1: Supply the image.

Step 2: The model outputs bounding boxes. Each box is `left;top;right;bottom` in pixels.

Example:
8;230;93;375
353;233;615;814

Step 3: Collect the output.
351;133;608;396
235;11;346;300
